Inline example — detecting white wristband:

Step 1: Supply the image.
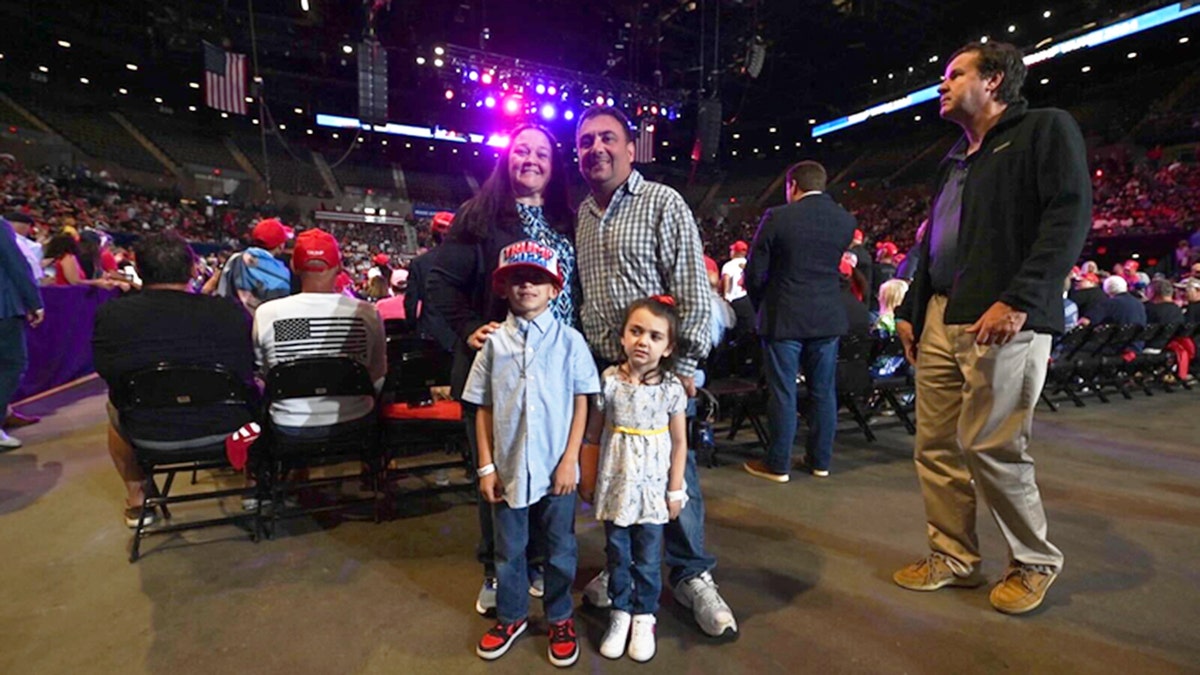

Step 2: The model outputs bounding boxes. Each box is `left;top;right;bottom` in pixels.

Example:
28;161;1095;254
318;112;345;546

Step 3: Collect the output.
476;463;496;478
667;489;687;503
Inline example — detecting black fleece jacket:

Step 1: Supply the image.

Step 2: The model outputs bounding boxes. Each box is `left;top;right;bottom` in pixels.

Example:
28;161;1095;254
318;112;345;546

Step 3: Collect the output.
896;101;1092;339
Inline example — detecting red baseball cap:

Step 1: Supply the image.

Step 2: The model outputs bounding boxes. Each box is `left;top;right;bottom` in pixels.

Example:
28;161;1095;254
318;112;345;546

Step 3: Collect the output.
432;211;454;234
373;253;390;266
292;228;342;271
251;218;293;250
730;240;749;253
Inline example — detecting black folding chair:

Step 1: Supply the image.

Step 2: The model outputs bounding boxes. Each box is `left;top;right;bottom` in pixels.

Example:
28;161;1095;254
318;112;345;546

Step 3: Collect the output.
833;333;877;442
112;363;260;562
262;357;382;530
1094;323;1145;400
1068;323;1119;403
1042;324;1093;410
377;335;469;498
869;334;916;433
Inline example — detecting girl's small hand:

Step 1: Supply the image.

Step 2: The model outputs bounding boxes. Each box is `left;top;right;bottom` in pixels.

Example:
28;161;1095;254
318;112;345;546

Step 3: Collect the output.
667;498;683;520
467;321;502;350
551;460;577;496
479;473;504;503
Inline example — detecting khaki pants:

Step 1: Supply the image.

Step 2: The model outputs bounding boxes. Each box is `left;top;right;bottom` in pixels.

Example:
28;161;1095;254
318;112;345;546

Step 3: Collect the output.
913;295;1064;572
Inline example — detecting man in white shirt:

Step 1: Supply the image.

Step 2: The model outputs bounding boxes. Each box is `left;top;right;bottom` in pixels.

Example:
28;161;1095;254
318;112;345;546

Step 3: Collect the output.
721;240;754;340
253;228;386;433
5;213;43;282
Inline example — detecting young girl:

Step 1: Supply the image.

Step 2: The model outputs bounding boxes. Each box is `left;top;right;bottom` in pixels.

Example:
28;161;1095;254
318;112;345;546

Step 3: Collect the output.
580;296;688;663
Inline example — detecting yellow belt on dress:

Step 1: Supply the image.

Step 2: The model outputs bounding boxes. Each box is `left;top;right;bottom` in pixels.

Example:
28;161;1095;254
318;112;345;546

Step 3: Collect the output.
610;425;669;437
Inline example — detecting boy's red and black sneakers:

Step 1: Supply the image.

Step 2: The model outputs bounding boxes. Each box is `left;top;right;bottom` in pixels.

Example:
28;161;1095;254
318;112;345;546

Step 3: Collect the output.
547;617;579;667
476;618;528;661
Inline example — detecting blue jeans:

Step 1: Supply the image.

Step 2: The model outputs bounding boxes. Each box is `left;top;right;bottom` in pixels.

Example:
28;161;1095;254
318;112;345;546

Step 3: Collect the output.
492;492;577;624
0;317;28;413
763;337;839;474
605;521;664;614
463;403;544;578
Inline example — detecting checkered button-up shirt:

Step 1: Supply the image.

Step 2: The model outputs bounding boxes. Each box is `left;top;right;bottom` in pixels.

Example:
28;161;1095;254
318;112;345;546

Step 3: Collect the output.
576;170;711;376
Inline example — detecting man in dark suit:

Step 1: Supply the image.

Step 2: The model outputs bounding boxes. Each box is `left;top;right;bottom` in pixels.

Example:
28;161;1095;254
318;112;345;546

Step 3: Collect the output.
0;216;44;450
404;212;457;351
743;160;856;482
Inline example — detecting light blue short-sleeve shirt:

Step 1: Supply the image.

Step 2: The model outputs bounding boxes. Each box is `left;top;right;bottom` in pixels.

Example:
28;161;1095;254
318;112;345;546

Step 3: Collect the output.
462;308;601;509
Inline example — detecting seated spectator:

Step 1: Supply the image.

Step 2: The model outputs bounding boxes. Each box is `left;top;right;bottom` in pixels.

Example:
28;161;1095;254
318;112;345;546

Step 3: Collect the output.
1145;279;1185;324
1063;276;1080;332
1069;272;1106;318
871;241;898;302
839;255;871;336
375;273;407;322
203;218;294;312
92;232;257;528
873;278;908;336
252;229;386;438
1081;276;1147;328
44;233;124;289
1183;278;1200;322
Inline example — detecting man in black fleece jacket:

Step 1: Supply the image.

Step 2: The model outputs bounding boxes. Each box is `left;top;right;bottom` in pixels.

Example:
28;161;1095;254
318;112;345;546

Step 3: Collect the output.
892;41;1091;616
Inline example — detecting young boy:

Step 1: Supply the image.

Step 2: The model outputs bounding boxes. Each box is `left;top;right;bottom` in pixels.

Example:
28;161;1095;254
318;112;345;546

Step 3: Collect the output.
462;240;600;667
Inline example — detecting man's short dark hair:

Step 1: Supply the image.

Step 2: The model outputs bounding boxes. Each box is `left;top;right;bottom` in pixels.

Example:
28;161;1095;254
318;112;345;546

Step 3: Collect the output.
1150;278;1175;302
134;231;196;286
950;41;1027;104
575;105;634;143
786;161;828;193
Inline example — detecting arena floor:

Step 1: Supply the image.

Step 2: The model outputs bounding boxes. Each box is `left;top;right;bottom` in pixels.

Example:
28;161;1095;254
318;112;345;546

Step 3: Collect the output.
2;379;1198;674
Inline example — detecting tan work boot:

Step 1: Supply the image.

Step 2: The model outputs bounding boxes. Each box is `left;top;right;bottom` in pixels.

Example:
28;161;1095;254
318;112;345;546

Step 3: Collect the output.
893;552;986;591
989;563;1059;615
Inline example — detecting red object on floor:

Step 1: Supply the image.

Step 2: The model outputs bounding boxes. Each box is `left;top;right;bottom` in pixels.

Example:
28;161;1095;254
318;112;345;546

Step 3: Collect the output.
380;400;462;421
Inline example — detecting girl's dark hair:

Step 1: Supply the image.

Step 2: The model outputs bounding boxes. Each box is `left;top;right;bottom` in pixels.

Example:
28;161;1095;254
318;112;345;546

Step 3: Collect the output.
620;296;683;385
449;124;574;243
45;233;81;261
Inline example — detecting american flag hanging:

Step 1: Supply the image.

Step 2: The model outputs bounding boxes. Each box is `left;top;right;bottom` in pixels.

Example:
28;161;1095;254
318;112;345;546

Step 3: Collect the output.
204;41;248;115
635;120;655;164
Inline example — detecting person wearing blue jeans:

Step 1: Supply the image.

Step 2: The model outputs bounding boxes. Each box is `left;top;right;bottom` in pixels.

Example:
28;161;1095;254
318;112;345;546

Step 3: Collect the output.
743;160;857;482
492;493;578;635
0;217;44;450
761;337;840;476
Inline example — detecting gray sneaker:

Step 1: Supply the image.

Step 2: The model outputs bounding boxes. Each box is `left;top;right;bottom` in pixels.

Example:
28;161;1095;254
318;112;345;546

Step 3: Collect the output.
673;571;738;637
475;577;497;616
528;568;545;598
582;569;612;608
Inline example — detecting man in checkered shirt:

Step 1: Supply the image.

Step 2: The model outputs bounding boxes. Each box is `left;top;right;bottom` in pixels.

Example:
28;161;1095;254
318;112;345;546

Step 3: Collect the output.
574;106;737;638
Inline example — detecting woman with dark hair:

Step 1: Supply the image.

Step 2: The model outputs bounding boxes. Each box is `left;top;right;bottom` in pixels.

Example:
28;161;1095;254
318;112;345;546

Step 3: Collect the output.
45;233;126;290
427;123;577;616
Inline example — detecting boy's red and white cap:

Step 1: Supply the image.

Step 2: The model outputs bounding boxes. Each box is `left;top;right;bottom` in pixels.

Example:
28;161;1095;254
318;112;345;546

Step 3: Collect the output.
492;239;563;295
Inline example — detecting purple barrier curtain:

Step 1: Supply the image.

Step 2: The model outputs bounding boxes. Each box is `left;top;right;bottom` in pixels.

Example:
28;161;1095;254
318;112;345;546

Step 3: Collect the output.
14;285;120;402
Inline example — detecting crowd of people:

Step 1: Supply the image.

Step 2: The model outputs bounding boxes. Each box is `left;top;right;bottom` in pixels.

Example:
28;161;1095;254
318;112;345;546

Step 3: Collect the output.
5;37;1200;669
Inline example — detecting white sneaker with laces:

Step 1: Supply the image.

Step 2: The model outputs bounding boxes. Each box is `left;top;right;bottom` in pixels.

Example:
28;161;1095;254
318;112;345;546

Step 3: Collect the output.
0;429;22;449
582;569;612;608
475;577;497;616
628;614;656;662
674;571;738;637
599;609;631;659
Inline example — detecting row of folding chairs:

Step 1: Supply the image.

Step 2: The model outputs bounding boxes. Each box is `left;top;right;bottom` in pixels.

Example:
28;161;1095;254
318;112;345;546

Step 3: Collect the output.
114;331;467;562
1042;322;1197;410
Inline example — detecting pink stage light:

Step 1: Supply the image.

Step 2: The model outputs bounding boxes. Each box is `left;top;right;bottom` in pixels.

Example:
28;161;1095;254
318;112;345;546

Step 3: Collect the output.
503;96;522;115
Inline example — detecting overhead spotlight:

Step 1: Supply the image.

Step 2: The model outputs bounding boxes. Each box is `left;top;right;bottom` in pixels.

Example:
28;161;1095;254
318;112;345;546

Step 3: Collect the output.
914;115;922;121
188;105;197;112
342;44;353;55
907;66;914;73
808;118;817;124
434;46;445;56
154;97;163;103
189;82;200;89
118;88;128;95
563;109;575;121
78;77;89;84
872;78;878;84
1043;10;1052;18
795;141;802;147
650;105;659;115
245;96;254;103
929;55;939;63
1008;25;1017;33
605;97;614;106
1127;52;1137;59
37;65;48;73
306;129;313;135
468;70;479;82
416;56;426;65
731;150;738;157
278;123;286;130
769;127;777;133
661;140;669;147
484;96;496;108
481;72;493;85
535;83;546;95
382;140;387;145
540;103;556;120
1040;78;1050;85
433;58;444;68
1081;65;1092;73
733;133;741;139
300;0;310;11
548;85;557;96
980;36;989;43
503;96;521;115
887;73;894;79
444;88;455;100
816;138;823;143
333;133;340;139
126;63;138;71
1180;36;1190;44
251;118;258;124
57;40;71;48
774;145;780;151
595;95;605;105
460;102;467;108
221;112;229;118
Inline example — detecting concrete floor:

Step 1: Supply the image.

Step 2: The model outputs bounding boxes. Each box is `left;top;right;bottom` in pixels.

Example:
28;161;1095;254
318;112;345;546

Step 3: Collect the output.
1;379;1198;674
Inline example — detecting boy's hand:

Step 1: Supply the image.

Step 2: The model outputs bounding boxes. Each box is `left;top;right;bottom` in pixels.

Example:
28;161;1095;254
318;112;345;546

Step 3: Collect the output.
667;498;683;520
479;473;504;503
551;459;577;496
